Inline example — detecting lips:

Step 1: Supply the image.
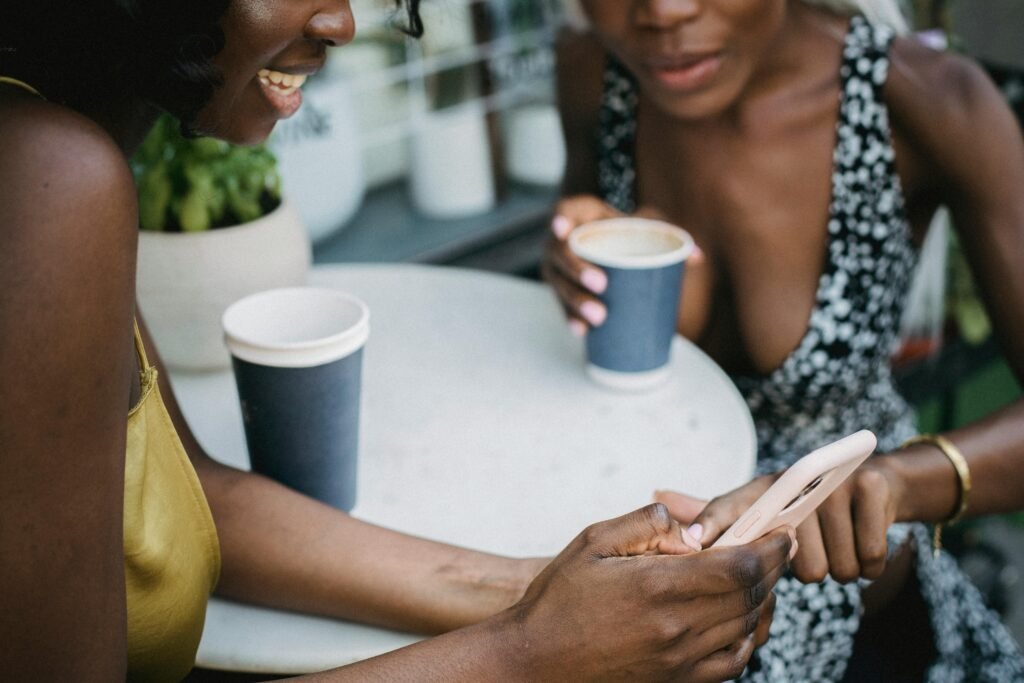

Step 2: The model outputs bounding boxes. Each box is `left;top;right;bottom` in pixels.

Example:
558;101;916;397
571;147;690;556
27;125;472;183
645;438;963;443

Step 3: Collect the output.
256;67;313;120
646;52;723;92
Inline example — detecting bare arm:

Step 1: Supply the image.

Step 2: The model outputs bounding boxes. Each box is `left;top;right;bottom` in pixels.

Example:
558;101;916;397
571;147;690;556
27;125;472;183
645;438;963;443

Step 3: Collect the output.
302;509;795;683
137;317;542;635
0;100;139;680
875;43;1024;522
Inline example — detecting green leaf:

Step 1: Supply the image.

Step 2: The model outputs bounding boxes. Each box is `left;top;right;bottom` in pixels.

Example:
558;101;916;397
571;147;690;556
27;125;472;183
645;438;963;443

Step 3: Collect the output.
179;190;212;232
138;165;172;231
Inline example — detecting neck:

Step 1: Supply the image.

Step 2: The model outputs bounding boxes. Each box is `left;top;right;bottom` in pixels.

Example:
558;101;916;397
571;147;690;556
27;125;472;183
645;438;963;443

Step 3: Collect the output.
726;2;849;129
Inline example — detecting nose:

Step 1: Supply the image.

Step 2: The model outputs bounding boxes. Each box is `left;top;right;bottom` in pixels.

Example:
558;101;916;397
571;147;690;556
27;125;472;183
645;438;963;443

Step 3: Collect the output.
635;0;702;28
305;0;356;47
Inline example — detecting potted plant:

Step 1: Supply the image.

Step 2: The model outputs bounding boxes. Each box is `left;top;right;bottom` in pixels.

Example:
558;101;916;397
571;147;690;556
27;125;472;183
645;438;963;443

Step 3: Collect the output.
133;114;311;371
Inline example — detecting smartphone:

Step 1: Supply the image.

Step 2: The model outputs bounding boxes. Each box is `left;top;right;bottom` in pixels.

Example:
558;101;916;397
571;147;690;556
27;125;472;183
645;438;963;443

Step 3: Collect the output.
711;430;878;548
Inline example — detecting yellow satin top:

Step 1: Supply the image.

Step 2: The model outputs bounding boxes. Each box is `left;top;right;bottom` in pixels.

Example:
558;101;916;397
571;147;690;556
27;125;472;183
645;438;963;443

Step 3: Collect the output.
126;321;221;682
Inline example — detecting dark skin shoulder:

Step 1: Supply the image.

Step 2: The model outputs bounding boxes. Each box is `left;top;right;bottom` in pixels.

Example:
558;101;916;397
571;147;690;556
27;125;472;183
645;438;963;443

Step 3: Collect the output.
0;90;138;680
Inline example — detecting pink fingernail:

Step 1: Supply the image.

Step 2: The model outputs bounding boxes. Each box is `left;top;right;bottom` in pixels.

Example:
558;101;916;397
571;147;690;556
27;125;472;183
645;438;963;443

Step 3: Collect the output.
552;215;572;239
579;301;607;326
789;538;799;561
681;528;702;552
580;269;607;294
687;523;703;542
568;319;586;338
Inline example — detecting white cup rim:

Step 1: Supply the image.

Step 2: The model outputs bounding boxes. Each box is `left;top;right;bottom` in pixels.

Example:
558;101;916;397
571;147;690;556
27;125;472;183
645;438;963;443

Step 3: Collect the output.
223;287;369;368
568;218;695;270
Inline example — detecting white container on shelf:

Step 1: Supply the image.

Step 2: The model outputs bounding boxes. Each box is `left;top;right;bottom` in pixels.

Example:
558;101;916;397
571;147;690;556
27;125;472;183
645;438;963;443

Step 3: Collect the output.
504;103;566;186
270;77;365;244
408;102;496;219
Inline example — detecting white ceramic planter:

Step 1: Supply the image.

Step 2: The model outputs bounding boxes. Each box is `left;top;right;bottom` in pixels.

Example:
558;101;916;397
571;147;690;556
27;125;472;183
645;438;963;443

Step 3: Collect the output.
136;200;311;372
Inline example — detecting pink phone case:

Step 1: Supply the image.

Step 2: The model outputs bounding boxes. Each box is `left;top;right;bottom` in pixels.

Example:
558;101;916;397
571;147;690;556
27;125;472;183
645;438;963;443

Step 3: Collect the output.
711;430;878;548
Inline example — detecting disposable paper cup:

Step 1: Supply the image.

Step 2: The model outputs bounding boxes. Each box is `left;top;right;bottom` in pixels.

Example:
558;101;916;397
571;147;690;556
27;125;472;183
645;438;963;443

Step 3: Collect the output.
223;287;369;510
569;218;694;391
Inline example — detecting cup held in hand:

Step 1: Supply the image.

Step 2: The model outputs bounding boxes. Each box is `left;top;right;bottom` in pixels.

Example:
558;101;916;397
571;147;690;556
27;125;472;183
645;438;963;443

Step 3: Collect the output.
569;218;694;391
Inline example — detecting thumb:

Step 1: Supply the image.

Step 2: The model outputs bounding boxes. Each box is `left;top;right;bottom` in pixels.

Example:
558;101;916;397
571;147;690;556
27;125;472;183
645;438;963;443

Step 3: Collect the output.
653;489;707;525
584;503;697;558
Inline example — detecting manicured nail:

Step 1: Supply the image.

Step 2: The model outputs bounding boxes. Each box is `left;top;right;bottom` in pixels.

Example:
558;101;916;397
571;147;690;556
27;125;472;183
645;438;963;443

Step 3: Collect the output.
579;301;606;326
687;523;703;543
789;538;800;561
552;215;573;239
568;319;586;338
681;528;702;552
580;268;607;294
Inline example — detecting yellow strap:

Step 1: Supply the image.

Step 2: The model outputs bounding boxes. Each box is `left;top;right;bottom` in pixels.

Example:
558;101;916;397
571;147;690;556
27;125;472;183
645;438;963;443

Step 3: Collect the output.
0;76;44;99
133;318;152;370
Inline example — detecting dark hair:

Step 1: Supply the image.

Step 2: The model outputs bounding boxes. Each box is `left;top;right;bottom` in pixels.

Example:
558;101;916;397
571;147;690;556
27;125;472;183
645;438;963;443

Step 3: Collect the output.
1;0;423;126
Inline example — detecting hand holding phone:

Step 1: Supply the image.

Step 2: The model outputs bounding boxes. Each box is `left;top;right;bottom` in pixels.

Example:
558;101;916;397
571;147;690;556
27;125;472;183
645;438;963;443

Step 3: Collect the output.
712;430;877;548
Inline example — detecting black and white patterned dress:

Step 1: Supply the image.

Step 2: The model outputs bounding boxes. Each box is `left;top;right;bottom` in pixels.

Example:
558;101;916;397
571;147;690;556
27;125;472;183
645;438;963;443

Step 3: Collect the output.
595;16;1024;682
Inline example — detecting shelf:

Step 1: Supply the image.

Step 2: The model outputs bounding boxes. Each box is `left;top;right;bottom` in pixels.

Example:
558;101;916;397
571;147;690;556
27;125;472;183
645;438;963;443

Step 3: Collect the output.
313;181;558;270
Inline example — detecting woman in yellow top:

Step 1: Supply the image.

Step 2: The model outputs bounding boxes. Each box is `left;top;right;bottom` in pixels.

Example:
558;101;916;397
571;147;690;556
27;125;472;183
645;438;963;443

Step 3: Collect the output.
0;1;796;681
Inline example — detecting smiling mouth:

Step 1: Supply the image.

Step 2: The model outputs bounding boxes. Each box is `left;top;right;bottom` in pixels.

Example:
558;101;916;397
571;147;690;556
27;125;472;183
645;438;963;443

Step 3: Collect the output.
258;68;308;97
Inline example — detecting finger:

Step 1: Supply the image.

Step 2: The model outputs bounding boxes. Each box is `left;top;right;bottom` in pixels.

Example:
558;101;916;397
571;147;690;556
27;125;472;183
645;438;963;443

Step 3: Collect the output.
688;635;755;683
753;592;775;648
546;234;608;295
652;526;793;598
690;476;775;547
683;551;787;629
652;489;708;526
541;257;606;328
681;613;760;668
551;194;622;238
790;513;829;583
817;492;860;583
581;503;695;559
851;470;890;580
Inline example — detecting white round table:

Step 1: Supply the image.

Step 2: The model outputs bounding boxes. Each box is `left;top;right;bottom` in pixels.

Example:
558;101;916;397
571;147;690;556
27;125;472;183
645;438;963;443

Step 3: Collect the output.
170;263;757;674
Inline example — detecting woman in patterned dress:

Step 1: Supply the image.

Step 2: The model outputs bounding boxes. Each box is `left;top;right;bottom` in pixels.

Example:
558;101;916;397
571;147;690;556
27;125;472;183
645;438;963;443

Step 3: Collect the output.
544;1;1024;680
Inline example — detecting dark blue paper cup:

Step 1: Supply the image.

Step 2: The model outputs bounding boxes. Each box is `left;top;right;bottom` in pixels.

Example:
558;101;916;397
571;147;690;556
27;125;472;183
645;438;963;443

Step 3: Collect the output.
569;218;694;391
222;287;369;511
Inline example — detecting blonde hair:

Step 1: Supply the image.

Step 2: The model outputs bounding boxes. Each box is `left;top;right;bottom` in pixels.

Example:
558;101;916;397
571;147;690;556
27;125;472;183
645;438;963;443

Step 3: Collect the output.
562;0;909;34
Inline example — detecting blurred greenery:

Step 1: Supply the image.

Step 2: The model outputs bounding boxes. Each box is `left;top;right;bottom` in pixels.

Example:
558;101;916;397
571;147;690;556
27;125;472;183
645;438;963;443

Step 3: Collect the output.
131;114;281;232
946;231;993;345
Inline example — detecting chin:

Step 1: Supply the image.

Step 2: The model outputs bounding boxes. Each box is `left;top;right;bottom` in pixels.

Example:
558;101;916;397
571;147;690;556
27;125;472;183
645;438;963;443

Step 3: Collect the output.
223;123;277;146
645;79;746;122
192;115;276;146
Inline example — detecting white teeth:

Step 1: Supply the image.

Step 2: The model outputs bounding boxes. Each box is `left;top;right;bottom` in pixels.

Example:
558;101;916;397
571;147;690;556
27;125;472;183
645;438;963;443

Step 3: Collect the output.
257;68;308;93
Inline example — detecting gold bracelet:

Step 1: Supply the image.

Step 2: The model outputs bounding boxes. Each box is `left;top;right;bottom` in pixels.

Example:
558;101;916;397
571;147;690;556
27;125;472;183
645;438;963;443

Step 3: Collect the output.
901;434;972;557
